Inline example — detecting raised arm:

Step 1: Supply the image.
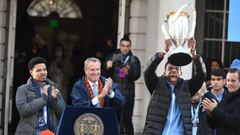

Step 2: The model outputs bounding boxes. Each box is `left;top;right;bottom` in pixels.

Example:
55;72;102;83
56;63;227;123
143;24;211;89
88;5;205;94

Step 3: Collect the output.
144;39;172;94
188;38;207;96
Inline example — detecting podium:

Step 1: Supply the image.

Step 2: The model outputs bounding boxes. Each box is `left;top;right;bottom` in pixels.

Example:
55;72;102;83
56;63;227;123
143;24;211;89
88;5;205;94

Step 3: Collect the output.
56;106;119;135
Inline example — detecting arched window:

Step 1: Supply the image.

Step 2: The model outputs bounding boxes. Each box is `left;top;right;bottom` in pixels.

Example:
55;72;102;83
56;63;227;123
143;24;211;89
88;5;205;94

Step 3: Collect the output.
27;0;82;19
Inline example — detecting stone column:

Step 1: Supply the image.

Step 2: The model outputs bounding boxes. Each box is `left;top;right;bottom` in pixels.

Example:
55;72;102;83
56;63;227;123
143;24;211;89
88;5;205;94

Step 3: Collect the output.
128;0;148;134
0;0;8;133
0;0;17;134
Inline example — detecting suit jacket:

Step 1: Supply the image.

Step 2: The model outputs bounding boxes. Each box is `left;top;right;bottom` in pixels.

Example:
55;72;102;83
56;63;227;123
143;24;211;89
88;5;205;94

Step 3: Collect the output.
198;88;228;135
71;76;126;107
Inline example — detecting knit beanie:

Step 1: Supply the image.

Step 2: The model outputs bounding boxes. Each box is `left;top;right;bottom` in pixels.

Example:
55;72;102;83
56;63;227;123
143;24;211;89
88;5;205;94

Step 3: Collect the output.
230;59;240;69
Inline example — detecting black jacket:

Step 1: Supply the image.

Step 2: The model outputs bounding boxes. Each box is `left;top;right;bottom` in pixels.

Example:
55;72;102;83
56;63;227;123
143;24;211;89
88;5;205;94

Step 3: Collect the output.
104;50;141;97
198;88;228;135
143;53;206;135
207;89;240;135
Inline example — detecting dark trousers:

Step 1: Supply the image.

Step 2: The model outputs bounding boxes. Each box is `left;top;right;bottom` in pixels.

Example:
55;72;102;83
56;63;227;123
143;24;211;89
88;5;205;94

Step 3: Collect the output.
118;97;134;135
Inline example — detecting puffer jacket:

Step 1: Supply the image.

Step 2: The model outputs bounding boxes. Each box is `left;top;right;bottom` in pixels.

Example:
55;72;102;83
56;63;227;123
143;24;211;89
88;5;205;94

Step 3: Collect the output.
143;53;206;135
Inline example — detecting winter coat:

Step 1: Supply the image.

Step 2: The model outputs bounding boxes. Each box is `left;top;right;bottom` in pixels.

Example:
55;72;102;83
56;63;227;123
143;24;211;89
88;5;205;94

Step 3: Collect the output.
105;50;141;97
15;78;65;135
143;53;206;135
207;89;240;135
71;76;126;107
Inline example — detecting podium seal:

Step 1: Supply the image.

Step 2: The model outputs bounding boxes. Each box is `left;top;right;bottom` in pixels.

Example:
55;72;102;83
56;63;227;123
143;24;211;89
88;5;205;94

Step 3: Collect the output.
74;113;104;135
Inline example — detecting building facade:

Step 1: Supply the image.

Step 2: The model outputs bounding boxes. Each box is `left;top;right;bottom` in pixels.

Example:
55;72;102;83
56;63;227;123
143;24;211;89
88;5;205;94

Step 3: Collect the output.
0;0;239;134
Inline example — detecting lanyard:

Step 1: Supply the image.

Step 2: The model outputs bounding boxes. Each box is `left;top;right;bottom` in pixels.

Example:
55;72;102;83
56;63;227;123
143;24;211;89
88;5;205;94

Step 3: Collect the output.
123;56;129;65
191;101;202;126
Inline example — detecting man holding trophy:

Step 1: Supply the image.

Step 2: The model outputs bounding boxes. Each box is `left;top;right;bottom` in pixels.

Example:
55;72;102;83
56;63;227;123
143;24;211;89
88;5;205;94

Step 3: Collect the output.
143;4;206;135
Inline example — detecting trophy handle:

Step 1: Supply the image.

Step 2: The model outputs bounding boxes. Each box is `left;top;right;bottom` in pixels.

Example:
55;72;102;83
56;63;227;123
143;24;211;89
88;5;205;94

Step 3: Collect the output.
168;4;196;39
189;7;196;37
162;23;170;39
161;4;197;66
176;4;196;38
162;22;178;46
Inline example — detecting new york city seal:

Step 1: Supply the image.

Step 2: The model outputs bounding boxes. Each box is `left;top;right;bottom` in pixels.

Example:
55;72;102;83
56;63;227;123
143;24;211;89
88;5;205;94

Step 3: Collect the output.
74;113;104;135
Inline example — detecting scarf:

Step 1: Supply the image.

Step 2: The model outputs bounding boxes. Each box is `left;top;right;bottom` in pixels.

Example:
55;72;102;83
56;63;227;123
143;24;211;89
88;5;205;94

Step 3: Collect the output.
84;78;104;107
32;80;55;134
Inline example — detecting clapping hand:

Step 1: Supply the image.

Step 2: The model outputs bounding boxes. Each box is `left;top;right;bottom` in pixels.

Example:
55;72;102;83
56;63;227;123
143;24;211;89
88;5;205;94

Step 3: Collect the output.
202;98;218;113
51;86;59;99
106;60;113;69
103;78;113;94
98;78;113;100
105;78;113;95
42;84;50;96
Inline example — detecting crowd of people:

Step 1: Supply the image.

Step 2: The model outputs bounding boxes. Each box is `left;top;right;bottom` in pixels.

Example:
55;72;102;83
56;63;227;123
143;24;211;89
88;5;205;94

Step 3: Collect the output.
13;31;240;135
13;34;140;135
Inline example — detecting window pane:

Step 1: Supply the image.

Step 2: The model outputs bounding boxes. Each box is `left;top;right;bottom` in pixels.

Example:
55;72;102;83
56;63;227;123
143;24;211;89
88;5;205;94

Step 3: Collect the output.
204;12;223;38
203;41;222;62
225;13;229;38
226;0;229;10
224;42;240;67
206;0;224;10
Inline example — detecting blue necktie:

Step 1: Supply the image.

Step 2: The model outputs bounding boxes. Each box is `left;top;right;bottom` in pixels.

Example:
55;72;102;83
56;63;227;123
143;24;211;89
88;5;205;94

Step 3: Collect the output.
92;84;100;107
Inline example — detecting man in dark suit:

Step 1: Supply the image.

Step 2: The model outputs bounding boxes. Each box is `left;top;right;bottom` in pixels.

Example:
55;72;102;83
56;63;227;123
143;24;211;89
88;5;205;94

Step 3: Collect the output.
198;68;227;135
203;68;240;135
71;57;125;108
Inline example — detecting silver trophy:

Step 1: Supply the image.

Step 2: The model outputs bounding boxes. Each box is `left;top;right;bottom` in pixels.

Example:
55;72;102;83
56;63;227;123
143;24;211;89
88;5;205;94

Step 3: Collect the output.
162;4;196;66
